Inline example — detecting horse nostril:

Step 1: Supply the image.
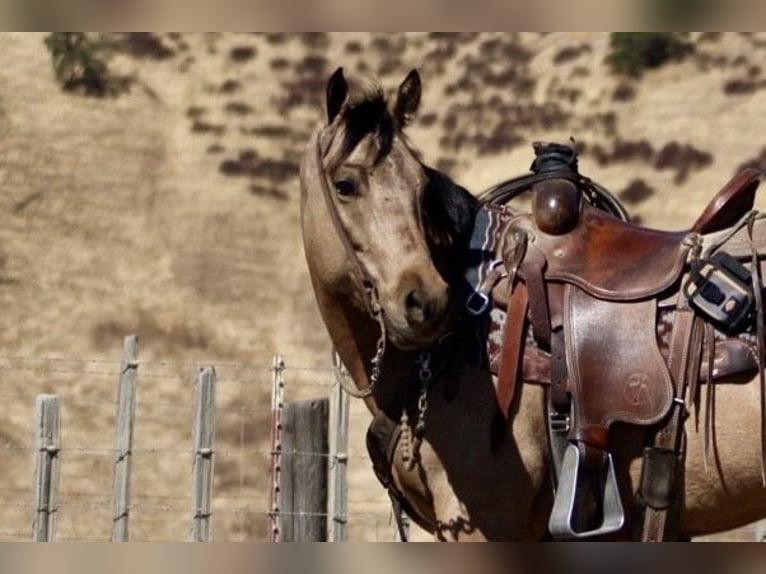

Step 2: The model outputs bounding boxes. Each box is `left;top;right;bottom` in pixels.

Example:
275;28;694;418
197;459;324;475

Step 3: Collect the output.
405;289;429;324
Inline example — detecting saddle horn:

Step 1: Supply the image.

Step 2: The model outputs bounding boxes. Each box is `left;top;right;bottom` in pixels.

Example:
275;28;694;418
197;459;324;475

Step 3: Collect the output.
531;142;582;236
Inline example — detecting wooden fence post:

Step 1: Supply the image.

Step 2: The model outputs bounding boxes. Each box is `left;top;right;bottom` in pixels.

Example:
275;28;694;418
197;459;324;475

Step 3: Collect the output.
327;381;349;542
190;366;217;542
279;398;329;541
111;335;138;542
32;394;60;542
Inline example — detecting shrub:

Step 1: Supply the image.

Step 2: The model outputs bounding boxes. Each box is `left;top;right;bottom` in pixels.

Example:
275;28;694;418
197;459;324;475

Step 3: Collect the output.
120;33;174;60
654;141;713;184
44;33;115;96
619;179;655;205
612;82;636;102
605;33;690;76
553;44;592;65
229;46;256;63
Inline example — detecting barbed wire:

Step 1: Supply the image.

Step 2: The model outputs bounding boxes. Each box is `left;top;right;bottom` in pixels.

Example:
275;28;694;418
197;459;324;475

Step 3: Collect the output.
0;490;394;508
0;444;371;461
0;356;334;387
0;354;336;372
0;396;276;415
0;496;393;530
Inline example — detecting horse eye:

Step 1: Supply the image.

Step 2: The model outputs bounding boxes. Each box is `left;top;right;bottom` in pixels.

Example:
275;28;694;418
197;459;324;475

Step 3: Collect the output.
333;178;358;198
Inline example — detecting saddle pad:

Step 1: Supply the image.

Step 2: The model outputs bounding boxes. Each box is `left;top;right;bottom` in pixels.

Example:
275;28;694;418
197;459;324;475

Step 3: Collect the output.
465;204;511;294
463;203;512;370
565;285;674;429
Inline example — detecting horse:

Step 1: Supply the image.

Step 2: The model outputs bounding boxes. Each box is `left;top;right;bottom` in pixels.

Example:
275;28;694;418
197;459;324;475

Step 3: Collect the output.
300;67;766;540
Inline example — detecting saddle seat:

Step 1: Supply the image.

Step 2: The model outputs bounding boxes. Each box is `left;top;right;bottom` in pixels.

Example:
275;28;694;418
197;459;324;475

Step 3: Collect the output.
510;206;694;301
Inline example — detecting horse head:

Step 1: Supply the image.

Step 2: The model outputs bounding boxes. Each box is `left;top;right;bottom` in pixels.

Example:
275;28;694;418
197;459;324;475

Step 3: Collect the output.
302;67;476;351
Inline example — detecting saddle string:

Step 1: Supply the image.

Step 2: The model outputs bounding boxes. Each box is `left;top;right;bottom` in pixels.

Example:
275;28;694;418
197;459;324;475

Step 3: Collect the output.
703;322;716;475
747;214;766;486
698;212;766;483
701;211;757;258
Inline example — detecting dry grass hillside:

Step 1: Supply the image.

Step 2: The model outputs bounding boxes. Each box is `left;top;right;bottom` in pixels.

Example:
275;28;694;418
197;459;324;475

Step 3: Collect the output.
1;32;766;541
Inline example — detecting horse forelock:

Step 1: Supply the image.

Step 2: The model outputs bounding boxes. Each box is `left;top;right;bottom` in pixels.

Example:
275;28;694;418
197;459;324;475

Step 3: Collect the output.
320;81;410;170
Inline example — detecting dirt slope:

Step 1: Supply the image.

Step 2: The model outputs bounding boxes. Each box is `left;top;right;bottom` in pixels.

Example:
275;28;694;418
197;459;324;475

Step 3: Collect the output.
0;32;765;541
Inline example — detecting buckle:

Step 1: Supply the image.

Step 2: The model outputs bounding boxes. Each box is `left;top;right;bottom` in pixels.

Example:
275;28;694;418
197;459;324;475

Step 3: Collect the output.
548;411;570;434
465;291;491;316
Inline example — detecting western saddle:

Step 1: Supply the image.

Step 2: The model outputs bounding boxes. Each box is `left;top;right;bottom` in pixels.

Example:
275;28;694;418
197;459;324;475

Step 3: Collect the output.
475;143;766;541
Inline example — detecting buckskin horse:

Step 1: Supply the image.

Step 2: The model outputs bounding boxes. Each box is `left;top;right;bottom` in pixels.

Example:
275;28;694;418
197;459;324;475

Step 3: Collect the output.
300;68;766;541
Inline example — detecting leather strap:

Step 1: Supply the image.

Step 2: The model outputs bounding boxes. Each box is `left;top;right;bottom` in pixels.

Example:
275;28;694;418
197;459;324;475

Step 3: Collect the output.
747;214;766;485
522;246;551;350
703;323;716;472
641;305;703;541
549;329;570;414
497;282;529;417
313;132;380;315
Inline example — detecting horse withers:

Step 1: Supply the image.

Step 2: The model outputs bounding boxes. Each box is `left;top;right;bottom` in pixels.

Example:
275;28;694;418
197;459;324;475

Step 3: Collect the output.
300;68;766;541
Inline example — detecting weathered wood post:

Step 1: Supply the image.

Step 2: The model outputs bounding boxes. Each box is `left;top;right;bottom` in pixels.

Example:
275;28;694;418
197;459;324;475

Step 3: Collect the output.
32;394;61;542
111;335;138;542
279;398;329;541
190;366;217;541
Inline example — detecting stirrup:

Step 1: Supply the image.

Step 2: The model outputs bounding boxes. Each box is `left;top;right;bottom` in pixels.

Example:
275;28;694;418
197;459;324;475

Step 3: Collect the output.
548;443;625;539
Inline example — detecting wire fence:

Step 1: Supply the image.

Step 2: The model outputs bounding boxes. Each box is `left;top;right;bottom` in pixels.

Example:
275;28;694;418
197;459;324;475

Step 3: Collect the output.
3;341;763;542
0;340;402;542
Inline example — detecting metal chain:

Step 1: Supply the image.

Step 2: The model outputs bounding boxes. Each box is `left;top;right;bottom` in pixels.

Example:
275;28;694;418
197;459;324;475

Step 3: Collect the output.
400;352;432;471
332;291;387;400
368;313;387;392
414;352;432;438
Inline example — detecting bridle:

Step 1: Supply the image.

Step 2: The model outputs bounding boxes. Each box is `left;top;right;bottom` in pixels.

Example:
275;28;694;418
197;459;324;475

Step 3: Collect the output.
314;125;447;473
313;130;387;399
312;122;458;541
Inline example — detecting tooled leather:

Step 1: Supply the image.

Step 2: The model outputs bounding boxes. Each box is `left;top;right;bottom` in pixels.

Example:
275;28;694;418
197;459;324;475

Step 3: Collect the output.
509;206;693;301
565;285;674;429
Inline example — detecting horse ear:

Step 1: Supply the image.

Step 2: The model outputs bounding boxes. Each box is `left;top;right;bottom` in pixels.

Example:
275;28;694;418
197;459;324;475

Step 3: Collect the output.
394;69;421;128
326;67;348;124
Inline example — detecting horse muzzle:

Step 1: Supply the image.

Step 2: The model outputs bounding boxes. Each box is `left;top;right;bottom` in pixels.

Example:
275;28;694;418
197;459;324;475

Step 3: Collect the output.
384;282;451;350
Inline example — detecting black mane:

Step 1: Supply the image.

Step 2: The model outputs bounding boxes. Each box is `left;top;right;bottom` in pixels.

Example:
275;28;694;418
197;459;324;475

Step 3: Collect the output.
422;166;480;278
